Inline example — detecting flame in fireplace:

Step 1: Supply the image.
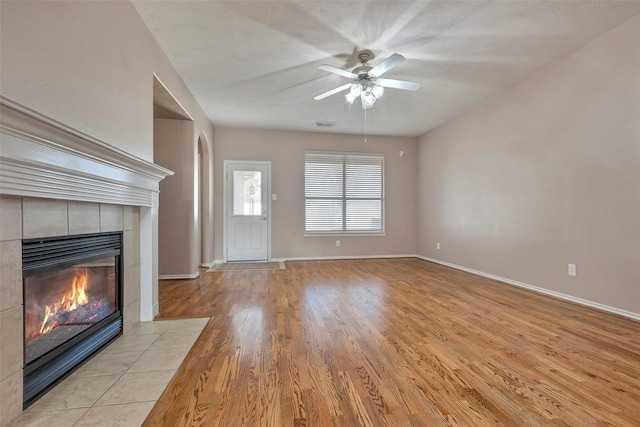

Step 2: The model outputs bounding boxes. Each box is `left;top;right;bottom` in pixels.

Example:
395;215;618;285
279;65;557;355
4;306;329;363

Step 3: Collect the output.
39;269;90;335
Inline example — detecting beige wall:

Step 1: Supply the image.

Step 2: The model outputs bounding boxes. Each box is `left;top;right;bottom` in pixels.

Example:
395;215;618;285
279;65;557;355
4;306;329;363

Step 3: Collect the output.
214;127;417;260
0;0;214;163
0;1;216;294
155;119;199;277
416;15;640;315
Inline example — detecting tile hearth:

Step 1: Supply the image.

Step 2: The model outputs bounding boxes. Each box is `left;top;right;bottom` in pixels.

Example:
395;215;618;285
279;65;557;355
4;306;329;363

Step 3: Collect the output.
9;317;209;427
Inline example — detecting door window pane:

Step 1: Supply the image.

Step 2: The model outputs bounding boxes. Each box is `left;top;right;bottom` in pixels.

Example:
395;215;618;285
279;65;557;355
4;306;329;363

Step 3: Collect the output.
233;170;262;215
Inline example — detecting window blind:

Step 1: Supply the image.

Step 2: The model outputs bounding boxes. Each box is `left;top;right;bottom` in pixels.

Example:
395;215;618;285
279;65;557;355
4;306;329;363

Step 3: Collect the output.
305;151;384;233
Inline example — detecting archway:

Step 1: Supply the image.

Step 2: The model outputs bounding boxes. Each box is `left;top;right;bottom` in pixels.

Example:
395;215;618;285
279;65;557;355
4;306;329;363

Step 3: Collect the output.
198;132;214;266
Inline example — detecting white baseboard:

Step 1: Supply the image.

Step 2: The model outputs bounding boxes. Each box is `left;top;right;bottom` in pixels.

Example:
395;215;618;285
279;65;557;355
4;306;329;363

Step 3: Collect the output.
214;258;290;263
158;271;200;280
416;255;640;322
200;261;215;268
282;254;415;262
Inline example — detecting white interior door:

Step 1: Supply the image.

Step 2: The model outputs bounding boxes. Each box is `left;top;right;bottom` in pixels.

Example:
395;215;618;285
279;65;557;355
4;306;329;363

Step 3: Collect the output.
225;161;270;261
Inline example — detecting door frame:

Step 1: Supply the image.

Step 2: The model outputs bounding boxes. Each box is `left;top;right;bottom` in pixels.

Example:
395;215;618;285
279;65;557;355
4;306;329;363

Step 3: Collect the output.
223;160;272;262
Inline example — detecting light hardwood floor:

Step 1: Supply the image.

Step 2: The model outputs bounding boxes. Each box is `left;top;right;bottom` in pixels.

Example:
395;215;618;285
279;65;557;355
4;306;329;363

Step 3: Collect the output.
144;258;640;426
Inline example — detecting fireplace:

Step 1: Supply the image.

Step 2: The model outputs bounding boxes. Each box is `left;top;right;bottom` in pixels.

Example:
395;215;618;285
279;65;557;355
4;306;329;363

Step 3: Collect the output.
0;99;170;425
22;232;123;407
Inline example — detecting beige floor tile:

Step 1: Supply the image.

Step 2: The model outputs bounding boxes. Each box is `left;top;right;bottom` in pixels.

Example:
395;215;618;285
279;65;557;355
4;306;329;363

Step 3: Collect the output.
74;401;155;427
148;330;201;350
126;346;191;373
102;333;160;354
94;370;176;406
9;408;88;426
10;317;207;423
164;317;211;333
27;375;120;411
127;320;174;335
72;350;143;377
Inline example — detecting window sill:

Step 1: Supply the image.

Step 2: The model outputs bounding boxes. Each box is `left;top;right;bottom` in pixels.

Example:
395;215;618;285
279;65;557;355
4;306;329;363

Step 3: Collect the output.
304;232;387;237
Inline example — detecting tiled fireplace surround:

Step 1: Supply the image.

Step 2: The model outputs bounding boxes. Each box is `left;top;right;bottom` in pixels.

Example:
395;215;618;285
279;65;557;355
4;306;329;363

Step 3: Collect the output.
0;97;173;424
0;197;142;422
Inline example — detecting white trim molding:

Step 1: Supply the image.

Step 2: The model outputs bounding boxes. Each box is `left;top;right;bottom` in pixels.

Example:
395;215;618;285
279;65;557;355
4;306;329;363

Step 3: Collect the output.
0;96;173;206
159;272;200;280
417;255;640;322
282;254;415;262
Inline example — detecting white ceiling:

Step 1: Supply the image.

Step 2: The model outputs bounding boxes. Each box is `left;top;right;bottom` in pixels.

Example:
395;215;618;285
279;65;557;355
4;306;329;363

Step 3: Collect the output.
133;1;640;138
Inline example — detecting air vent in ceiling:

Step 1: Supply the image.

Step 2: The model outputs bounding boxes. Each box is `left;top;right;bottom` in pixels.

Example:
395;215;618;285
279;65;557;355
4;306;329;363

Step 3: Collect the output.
316;121;336;128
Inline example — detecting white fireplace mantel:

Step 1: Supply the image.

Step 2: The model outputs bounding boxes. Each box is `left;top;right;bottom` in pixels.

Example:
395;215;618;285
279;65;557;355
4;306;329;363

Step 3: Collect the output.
0;96;173;206
0;96;174;324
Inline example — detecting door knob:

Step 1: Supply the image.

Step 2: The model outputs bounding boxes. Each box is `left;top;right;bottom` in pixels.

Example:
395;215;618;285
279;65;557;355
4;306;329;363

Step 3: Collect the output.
258;216;267;220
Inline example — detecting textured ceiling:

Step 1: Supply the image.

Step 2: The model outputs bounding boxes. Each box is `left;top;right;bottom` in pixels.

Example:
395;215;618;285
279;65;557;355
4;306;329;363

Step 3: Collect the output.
133;1;640;137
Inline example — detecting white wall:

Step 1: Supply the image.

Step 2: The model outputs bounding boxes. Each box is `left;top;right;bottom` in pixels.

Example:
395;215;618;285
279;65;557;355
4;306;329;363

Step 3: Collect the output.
416;15;640;316
214;127;417;260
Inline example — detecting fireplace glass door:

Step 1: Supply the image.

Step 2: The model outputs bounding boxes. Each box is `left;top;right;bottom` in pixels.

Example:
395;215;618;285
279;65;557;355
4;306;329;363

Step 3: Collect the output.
22;231;123;407
24;255;117;365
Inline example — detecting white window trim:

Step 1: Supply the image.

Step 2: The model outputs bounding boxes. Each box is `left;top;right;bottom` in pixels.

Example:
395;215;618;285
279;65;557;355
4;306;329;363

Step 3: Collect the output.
303;232;387;237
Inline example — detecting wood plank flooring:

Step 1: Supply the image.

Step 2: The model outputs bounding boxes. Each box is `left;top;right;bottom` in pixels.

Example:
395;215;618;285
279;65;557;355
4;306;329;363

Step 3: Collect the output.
144;258;640;426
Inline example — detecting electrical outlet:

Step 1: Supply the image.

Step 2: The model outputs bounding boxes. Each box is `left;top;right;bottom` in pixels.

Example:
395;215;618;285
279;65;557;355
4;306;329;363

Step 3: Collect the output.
336;240;341;247
436;242;441;250
568;264;577;277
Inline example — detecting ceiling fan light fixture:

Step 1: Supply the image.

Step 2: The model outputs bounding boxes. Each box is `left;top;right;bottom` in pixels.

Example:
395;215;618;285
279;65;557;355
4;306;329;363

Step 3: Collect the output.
316;50;418;109
372;84;384;99
362;91;376;109
345;92;357;104
363;90;375;102
362;100;375;110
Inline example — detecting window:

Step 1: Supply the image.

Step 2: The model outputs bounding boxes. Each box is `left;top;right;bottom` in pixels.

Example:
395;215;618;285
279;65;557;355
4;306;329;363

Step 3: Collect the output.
305;151;384;234
233;170;262;216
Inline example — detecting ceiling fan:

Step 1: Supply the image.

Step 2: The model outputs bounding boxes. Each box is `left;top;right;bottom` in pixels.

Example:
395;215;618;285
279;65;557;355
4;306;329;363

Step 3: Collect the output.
314;50;420;109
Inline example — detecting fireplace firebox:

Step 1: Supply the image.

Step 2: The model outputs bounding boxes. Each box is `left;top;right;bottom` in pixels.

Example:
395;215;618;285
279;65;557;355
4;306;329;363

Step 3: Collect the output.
22;232;123;407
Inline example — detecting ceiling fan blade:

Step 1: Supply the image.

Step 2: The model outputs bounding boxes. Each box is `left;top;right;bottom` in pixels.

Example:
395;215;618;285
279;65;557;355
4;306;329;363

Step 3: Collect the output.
318;64;357;79
314;83;353;100
378;78;421;91
369;53;405;77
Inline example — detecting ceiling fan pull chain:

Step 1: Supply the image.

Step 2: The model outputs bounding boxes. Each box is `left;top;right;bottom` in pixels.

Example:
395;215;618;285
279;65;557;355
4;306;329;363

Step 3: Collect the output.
364;107;367;143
